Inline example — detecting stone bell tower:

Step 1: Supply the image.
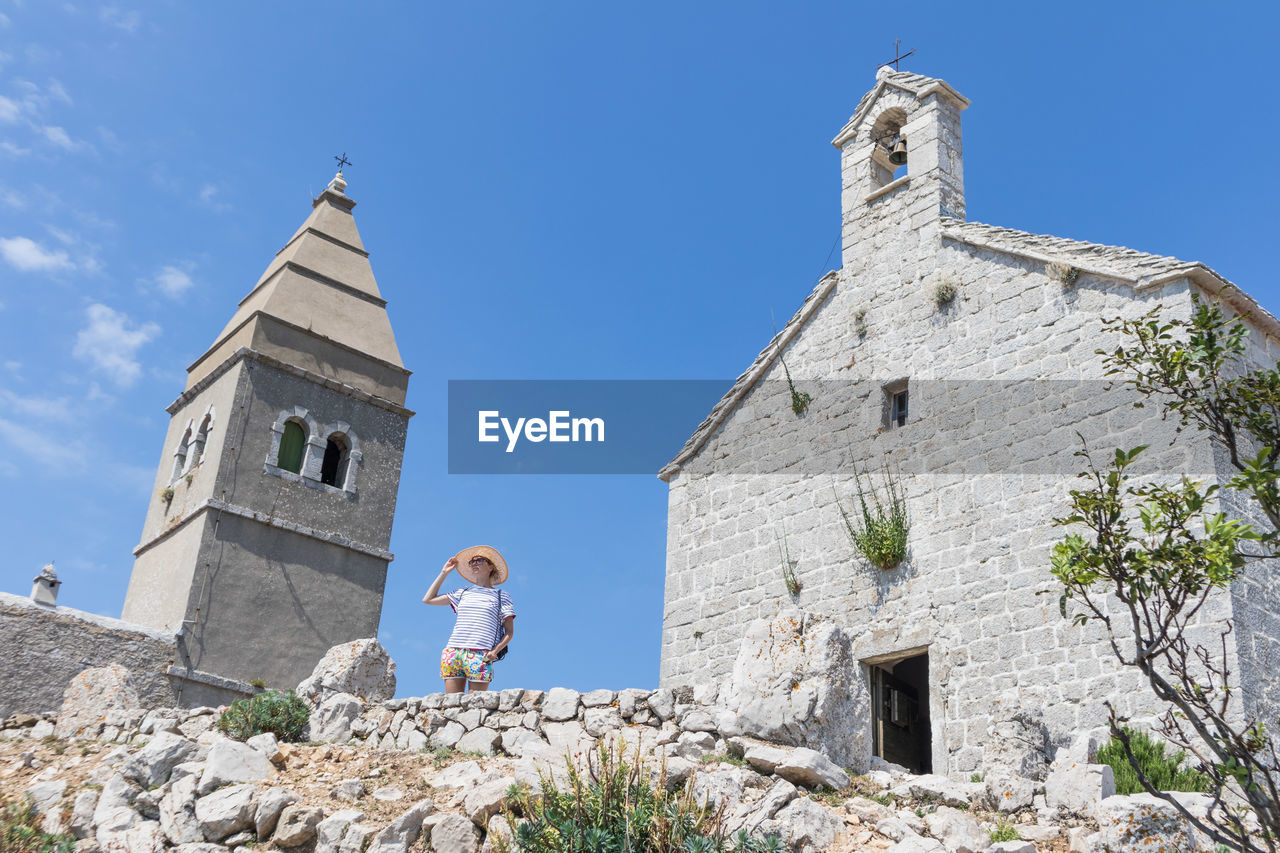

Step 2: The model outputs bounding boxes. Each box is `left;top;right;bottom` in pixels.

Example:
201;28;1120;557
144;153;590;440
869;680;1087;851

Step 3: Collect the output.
123;171;413;693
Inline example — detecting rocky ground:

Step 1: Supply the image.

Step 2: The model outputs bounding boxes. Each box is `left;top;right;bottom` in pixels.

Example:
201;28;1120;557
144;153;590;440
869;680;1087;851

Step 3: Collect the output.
0;713;1084;853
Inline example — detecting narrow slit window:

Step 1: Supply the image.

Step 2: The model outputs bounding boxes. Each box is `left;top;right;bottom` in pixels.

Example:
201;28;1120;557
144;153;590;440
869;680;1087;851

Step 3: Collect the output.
191;415;212;467
320;434;350;488
891;390;909;427
277;421;306;474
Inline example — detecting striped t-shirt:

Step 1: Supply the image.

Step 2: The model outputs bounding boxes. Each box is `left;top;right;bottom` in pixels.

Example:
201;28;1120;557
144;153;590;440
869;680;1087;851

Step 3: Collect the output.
445;586;516;650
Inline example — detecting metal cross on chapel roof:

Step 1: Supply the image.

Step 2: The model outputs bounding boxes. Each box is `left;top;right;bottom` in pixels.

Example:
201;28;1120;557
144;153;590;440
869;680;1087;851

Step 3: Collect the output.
882;40;915;71
334;152;352;172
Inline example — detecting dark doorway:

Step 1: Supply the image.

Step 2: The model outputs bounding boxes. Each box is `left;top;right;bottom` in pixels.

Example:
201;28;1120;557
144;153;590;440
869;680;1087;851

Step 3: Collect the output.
868;650;931;774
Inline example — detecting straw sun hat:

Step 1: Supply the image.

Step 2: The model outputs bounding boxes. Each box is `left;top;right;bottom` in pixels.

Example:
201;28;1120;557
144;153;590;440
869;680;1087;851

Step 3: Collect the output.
453;545;508;585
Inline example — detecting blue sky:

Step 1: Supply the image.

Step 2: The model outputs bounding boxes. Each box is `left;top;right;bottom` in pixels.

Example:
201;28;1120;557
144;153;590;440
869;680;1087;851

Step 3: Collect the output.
1;3;1278;697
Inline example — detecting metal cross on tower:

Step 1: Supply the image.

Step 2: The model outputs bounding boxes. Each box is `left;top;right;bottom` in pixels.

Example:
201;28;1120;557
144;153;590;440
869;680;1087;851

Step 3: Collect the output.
334;152;352;172
882;40;915;71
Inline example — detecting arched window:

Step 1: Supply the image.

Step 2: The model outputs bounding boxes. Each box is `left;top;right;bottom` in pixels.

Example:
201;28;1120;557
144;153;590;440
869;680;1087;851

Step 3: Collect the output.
320;433;350;488
171;427;192;481
190;414;213;469
277;420;307;474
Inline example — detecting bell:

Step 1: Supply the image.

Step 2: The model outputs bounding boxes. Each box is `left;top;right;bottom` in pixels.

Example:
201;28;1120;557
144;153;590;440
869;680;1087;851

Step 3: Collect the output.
888;137;908;166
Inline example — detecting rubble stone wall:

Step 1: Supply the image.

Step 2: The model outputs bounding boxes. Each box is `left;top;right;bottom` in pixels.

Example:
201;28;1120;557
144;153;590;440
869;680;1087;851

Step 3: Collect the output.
0;592;179;717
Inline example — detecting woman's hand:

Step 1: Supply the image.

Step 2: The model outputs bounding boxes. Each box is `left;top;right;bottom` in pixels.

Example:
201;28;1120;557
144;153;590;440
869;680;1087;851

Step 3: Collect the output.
483;650;498;663
441;557;458;576
423;557;457;604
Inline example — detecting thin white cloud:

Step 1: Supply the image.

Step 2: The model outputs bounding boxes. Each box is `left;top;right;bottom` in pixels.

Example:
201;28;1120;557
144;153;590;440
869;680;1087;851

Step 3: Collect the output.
0;388;72;421
198;183;231;212
153;265;195;298
0;141;31;156
0;416;86;474
41;125;76;150
0;95;20;123
46;79;71;105
0;235;73;271
73;304;160;387
4;360;21;375
0;13;10;27
100;5;141;33
0;187;24;208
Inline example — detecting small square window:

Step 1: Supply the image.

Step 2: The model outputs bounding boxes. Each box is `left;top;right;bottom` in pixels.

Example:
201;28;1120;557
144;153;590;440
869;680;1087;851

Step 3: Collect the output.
883;380;909;429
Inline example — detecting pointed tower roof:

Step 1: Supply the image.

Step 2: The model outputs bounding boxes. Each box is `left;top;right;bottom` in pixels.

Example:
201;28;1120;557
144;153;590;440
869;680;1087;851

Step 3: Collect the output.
186;172;410;405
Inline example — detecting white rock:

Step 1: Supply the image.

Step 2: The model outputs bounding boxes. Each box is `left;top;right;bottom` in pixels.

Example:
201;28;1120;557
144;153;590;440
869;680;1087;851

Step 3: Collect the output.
332;779;365;801
464;778;513;826
93;774;140;836
122;732;199;788
773;746;849;790
1087;793;1208;852
429;813;480;853
314;809;366;853
764;796;844;852
338;823;376;853
688;765;759;813
296;639;396;706
425;760;485;791
672;731;715;759
173;843;226;853
158;774;203;845
246;732;282;762
197;739;275;795
541;688;581;722
923;805;988;853
99;819;166;853
425;720;461;749
617;689;650;717
541;721;590;753
25;779;66;815
890;774;979;808
646;688;676;721
69;789;98;839
194;783;258;841
677;708;718;733
56;666;140;740
372;786;405;802
311;693;365;743
140;711;182;736
499;727;546;758
583;706;624;737
273;805;324;847
456;727;500;756
733;777;796;830
743;743;791;774
367;799;434;853
1044;737;1114;814
254;787;299;838
479;814;512;853
984;699;1053;781
984;771;1037;813
580;689;614;707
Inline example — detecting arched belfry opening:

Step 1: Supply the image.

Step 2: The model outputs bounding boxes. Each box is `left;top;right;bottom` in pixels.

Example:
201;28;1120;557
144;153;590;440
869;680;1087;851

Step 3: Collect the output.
870;106;909;187
277;419;307;474
320;433;350;488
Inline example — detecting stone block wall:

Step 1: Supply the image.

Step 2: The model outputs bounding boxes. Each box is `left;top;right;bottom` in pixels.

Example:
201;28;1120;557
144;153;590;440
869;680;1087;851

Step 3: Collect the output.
659;222;1269;774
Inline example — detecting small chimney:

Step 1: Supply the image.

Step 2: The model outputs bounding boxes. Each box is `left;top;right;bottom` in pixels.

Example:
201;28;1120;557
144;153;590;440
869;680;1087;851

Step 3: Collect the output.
31;562;60;607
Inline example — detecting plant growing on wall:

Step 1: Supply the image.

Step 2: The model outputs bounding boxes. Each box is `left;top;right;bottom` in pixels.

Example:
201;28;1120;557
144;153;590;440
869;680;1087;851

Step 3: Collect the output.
933;278;958;308
1097;727;1211;796
777;529;801;596
1046;261;1081;286
217;689;310;742
159;486;174;504
854;308;869;337
1051;298;1280;852
837;468;909;570
770;313;813;416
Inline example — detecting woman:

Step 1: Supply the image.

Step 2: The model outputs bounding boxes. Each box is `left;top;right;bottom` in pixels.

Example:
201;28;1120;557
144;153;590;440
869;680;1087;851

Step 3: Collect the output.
422;545;516;694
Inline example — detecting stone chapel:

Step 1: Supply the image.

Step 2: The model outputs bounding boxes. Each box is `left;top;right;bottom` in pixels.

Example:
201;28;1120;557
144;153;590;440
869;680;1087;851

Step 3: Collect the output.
658;68;1280;776
122;172;413;697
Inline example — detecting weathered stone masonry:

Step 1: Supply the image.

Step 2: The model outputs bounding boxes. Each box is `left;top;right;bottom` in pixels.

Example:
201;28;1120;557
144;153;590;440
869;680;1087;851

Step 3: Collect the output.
658;67;1280;775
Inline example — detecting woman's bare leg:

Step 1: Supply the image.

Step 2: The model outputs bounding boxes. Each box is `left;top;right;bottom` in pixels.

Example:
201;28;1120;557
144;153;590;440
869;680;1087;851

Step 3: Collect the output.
444;677;466;694
467;681;490;692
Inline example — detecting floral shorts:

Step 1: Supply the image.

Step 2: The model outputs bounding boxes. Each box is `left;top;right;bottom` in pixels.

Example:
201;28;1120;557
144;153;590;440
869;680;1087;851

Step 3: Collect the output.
440;647;493;683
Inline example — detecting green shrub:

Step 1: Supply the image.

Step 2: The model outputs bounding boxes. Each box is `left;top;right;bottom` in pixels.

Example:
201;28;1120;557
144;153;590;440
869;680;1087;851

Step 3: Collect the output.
838;469;909;571
217;689;309;742
1;798;76;853
989;817;1021;843
1097;726;1211;795
497;739;782;853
